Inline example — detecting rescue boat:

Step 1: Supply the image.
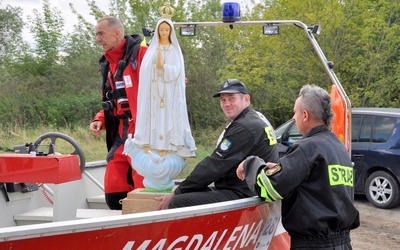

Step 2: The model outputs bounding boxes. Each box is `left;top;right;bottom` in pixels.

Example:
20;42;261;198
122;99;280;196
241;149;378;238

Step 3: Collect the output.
0;6;350;249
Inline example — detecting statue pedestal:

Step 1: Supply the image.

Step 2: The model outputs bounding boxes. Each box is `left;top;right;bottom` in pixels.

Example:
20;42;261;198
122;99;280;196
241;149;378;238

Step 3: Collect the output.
121;188;170;214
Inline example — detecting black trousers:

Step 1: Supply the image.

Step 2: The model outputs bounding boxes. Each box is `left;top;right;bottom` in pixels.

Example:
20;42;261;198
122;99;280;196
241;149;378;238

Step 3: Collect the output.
168;189;244;208
291;242;352;250
291;231;352;250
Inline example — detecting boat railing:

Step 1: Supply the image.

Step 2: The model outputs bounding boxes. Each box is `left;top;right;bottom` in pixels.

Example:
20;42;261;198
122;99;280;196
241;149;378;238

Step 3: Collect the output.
83;160;107;192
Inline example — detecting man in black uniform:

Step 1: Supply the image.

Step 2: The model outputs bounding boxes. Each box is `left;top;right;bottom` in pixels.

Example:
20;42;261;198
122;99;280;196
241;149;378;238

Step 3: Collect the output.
156;79;279;209
237;84;360;249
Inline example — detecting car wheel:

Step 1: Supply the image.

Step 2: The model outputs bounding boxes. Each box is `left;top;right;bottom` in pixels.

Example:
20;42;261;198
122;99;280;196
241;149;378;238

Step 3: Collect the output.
364;171;400;209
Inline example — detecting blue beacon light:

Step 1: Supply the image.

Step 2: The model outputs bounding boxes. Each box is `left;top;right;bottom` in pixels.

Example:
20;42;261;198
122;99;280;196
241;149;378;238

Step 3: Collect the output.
222;2;241;22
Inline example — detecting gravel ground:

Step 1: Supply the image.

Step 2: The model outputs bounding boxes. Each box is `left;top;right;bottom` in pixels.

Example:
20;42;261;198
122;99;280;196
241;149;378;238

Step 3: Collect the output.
351;195;400;249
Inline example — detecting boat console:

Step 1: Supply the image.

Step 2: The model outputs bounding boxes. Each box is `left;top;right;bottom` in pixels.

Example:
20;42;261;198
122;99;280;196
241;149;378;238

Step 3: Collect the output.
0;154;81;184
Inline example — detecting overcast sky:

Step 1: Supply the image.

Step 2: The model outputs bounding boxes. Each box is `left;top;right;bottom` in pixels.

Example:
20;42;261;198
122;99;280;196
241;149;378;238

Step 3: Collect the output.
1;0;258;44
1;0;108;43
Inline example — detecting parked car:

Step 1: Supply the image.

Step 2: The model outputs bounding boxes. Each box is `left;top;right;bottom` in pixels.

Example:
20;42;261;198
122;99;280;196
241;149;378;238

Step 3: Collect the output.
274;107;400;209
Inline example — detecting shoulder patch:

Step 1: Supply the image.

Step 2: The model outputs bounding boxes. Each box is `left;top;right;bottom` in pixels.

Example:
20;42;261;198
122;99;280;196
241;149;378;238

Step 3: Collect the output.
219;138;232;151
265;126;277;145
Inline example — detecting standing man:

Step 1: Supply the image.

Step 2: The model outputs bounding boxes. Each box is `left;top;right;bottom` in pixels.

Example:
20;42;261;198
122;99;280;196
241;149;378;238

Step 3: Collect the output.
156;79;279;209
237;84;360;249
90;16;147;210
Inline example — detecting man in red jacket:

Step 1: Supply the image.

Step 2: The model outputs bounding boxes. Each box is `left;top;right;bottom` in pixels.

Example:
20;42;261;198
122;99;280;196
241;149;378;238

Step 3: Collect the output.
90;16;147;210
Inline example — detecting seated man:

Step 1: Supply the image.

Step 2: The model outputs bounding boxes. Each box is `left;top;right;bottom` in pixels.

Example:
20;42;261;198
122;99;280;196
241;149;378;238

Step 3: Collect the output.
156;79;279;209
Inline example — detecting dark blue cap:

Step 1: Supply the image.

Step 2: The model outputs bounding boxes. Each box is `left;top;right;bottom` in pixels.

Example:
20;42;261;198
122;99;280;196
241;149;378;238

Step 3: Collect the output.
213;79;248;98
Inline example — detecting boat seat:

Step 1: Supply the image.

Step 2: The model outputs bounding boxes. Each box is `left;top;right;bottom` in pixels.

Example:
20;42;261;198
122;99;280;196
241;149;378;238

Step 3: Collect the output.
87;194;109;209
14;207;121;226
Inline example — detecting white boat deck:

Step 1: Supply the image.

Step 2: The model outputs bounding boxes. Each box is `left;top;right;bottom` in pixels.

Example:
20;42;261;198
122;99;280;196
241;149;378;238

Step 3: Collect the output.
14;207;121;226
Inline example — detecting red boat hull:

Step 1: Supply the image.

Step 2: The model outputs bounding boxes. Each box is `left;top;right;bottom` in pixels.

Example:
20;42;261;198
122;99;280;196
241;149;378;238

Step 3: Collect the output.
0;199;289;249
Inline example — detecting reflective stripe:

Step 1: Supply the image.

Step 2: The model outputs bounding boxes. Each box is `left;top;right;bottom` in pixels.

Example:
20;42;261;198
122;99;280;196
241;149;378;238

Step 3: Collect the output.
328;165;354;187
257;170;283;202
257;177;273;202
265;126;277;145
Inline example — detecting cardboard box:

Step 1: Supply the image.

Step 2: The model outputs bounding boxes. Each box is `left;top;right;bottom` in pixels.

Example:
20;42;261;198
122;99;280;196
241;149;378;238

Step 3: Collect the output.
121;188;171;214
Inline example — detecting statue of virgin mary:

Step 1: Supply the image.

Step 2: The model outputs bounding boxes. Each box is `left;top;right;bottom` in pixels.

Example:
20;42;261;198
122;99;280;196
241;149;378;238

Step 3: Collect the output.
123;5;196;190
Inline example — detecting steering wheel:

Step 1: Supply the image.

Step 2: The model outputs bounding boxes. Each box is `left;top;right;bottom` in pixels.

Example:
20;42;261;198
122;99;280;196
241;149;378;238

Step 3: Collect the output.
33;132;86;172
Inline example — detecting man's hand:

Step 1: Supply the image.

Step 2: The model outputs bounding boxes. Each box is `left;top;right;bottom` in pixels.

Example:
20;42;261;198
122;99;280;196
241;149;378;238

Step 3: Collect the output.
90;121;102;136
155;193;174;210
237;159;279;180
266;162;277;168
236;160;246;181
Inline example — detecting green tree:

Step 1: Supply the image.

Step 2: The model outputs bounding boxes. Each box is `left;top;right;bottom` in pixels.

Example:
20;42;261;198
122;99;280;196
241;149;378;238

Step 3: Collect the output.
2;0;400;133
27;0;65;75
214;1;336;126
336;0;400;107
0;4;26;73
0;0;102;128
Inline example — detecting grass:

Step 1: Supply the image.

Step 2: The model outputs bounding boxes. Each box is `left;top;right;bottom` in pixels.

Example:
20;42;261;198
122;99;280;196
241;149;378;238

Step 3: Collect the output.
0;125;218;178
179;145;214;178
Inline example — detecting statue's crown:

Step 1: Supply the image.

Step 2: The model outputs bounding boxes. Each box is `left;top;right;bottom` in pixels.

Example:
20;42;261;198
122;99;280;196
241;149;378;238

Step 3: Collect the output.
159;2;176;19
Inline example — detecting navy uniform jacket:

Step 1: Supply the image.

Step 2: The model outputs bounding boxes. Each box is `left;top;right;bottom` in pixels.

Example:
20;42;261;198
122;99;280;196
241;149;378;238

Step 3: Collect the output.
174;106;279;197
244;125;360;248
